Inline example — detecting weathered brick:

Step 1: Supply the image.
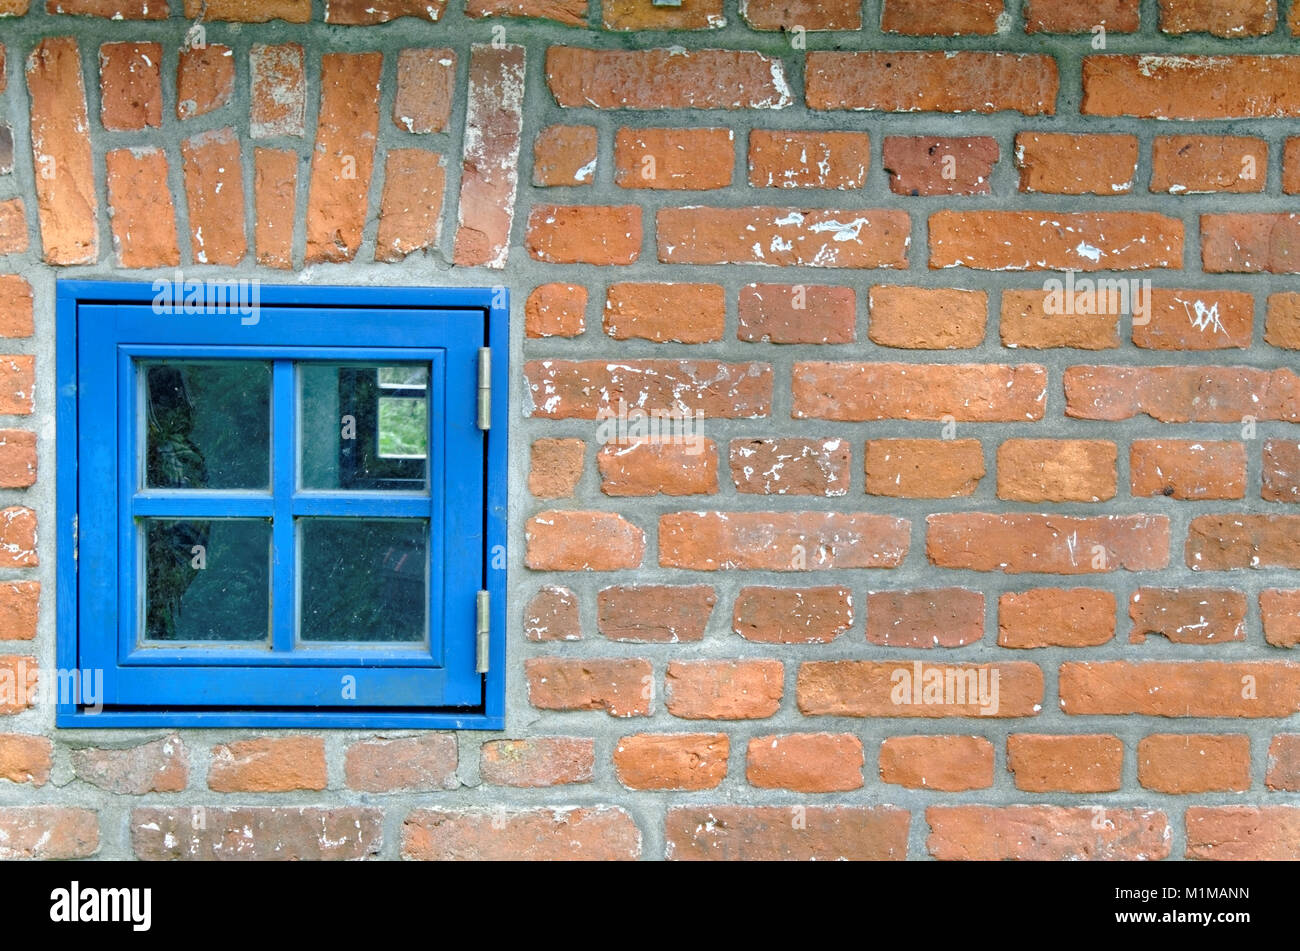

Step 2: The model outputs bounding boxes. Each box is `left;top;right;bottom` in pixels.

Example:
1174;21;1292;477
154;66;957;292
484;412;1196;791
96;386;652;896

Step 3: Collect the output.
598;438;717;497
0;507;37;565
807;51;1057;115
1152;136;1266;194
866;588;984;649
528;438;584;499
667;805;907;861
868;286;987;349
0;581;39;640
525;360;772;420
604;283;725;343
1130;588;1247;644
747;733;863;792
523;585;580;642
0;807;97;859
134;807;381;860
927;513;1169;574
882;0;1002;33
546;48;791;110
730;438;850;496
795;363;1046;422
1064;365;1300;422
742;0;861;30
0;655;35;712
930;211;1183;270
534;125;597;187
253;147;297;269
996;439;1117;503
0;430;38;488
660;511;908;571
1261;589;1300;647
1139;734;1251;793
1264;440;1300;502
749;130;869;189
864;438;986;499
797;661;1043;717
602;0;722;29
597;585;715;643
0;359;33;416
344;735;457;792
614;733;728;790
1266;292;1300;348
479;737;594;787
208;736;326;792
375;149;446;263
393;48;454;134
181;128;246;265
0;733;50;785
185;0;310;21
1026;0;1139;31
249;43;305;139
665;659;783;719
998;588;1117;648
1159;0;1275;36
524;657;652;716
1006;734;1123;792
879;735;994;791
526;205;641;265
325;0;446;23
1187;515;1300;570
1185;807;1300;860
928;806;1170;860
70;735;187;794
98;41;162;131
404;807;640;861
1132;289;1252;350
615;125;736;191
0;276;33;337
733;586;853;644
50;0;164;18
1203;213;1300;273
1060;661;1300;717
1;199;32;256
176;44;234;120
737;284;856;344
467;0;586;26
305;53;381;264
1083;55;1300;120
1266;735;1300;790
1015;133;1137;194
1000;288;1120;350
525;284;586;338
883;136;999;196
525;510;645;571
105;147;179;268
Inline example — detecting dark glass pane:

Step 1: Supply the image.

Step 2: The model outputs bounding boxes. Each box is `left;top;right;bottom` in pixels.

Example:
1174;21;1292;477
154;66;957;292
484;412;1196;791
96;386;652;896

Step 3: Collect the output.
143;518;270;643
300;363;429;491
143;361;271;489
299;519;427;643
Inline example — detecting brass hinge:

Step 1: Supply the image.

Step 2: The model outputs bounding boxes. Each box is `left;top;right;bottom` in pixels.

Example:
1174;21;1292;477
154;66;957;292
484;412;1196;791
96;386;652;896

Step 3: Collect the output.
477;348;491;431
476;590;490;674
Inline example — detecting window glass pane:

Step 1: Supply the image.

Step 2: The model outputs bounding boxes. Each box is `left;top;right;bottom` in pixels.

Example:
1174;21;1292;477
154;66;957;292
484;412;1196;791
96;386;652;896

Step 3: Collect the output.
143;361;271;489
143;518;271;643
299;363;429;491
299;518;427;643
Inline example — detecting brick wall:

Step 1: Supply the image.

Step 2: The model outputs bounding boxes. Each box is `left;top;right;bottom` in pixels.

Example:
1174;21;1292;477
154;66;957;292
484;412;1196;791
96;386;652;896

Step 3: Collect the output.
0;0;1298;860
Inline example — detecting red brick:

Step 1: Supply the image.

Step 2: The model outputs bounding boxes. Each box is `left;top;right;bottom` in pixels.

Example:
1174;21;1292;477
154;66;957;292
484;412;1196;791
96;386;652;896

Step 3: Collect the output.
1152;136;1266;194
1064;365;1300;422
533;125;597;187
614;733;728;790
375;149;446;263
666;806;908;861
453;45;524;269
105;147;179;269
665;659;783;719
253;147;297;269
528;438;584;499
305;53;381;264
1266;292;1300;348
1007;734;1122;792
0;581;39;640
1159;0;1275;36
597;585;715;643
603;282;725;343
733;586;853;644
325;0;446;23
523;585;580;642
546;47;791;110
730;437;849;496
1185;807;1300;860
928;806;1170;860
479;737;594;787
748;130;869;189
0;733;50;785
526;205;641;266
1129;588;1247;644
865;438;986;499
343;735;457;792
49;0;163;18
0;359;33;416
0;277;33;338
999;288;1120;350
134;807;380;860
1132;289;1252;350
1139;734;1251;793
525;284;586;338
1061;661;1300;717
742;0;860;29
997;439;1117;503
1264;439;1300;502
185;0;309;20
176;44;234;120
882;136;998;196
798;661;1043;718
747;733;863;792
1187;515;1300;570
998;588;1117;648
98;41;161;131
27;37;98;265
1266;734;1300;790
868;286;986;349
466;0;586;26
794;363;1046;421
404;807;640;861
0;655;35;712
1025;0;1140;32
249;43;305;139
657;206;909;269
0;507;37;565
927;513;1169;574
807;51;1057;115
1015;133;1137;194
70;735;187;794
0;430;36;488
867;588;984;649
879;735;994;791
597;438;717;497
524;657;652;717
1261;589;1300;647
660;511;908;571
525;360;772;419
602;0;722;29
882;0;1002;34
208;737;326;792
930;210;1183;271
393;48;454;134
181;128;246;265
0;807;97;860
1203;213;1300;273
525;510;645;571
737;284;856;344
1083;55;1300;120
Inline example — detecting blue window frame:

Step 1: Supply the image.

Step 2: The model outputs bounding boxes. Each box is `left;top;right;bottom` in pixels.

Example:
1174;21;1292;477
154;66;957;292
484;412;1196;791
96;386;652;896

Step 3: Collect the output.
56;281;506;728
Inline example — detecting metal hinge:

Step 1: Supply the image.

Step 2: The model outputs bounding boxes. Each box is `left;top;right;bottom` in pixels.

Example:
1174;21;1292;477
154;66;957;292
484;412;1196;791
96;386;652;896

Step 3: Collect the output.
477;348;491;430
476;590;490;674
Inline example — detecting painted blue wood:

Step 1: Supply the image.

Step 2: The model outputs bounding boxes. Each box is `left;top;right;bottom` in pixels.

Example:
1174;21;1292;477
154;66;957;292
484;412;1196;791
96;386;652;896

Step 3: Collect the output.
56;281;506;728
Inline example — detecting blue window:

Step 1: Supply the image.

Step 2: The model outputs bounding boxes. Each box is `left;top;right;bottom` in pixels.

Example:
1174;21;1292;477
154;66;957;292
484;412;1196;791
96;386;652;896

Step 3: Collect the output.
56;281;506;728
